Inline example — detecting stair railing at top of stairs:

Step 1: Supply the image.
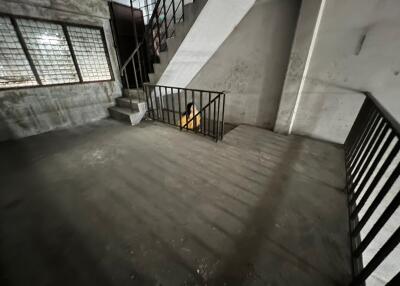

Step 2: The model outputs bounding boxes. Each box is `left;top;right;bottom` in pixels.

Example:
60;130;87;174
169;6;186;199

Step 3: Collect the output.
143;83;226;142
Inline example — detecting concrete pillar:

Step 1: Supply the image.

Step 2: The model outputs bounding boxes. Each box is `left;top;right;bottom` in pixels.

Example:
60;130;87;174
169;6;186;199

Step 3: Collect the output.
274;0;324;134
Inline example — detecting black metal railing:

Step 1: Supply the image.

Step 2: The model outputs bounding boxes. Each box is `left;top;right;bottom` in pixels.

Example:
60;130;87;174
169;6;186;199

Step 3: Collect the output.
147;0;185;61
120;42;146;107
118;0;187;99
144;83;226;141
345;92;400;285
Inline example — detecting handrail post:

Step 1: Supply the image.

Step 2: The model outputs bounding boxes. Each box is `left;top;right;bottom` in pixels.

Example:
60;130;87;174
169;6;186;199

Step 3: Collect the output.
221;93;226;140
156;7;161;56
163;0;168;39
172;0;176;25
182;0;185;22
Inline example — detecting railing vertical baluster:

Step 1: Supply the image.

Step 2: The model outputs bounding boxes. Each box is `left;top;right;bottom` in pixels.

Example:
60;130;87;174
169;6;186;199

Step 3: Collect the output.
172;0;176;26
349;111;380;173
344;91;400;286
149;86;155;119
347;99;374;160
353;188;400;257
144;85;149;117
165;86;171;124
182;0;185;22
163;0;168;39
192;90;196;131
178;88;182;130
345;99;368;151
143;84;226;142
200;91;204;135
348;104;377;165
216;95;220;142
350;141;400;213
124;70;129;89
350;227;400;286
213;97;216;138
132;59;140;101
154;87;160;120
137;48;144;87
156;7;161;55
185;89;188;131
171;87;176;126
159;86;165;122
221;93;226;140
349;131;394;203
208;92;211;136
353;120;388;182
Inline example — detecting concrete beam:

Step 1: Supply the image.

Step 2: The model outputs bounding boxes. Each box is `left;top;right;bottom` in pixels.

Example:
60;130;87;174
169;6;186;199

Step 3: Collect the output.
273;0;324;134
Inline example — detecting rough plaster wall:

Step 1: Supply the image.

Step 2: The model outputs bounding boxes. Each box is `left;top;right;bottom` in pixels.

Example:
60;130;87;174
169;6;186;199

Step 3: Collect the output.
188;0;300;129
291;0;400;144
0;0;122;141
157;0;256;88
276;0;400;285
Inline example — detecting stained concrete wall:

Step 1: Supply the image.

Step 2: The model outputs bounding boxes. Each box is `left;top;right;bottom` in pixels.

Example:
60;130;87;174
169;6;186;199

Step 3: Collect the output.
275;0;400;144
157;0;256;88
273;0;400;284
188;0;300;129
0;0;122;142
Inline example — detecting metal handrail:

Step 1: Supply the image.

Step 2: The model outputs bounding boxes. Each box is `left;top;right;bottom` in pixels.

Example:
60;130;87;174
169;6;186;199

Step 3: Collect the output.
120;0;186;97
144;83;225;94
181;93;223;128
143;83;226;142
345;90;400;285
120;42;142;72
363;91;400;135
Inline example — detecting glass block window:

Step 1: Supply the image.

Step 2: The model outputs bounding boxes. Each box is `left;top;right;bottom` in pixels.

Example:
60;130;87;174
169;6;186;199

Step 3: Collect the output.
67;26;111;81
0;16;37;88
16;18;79;85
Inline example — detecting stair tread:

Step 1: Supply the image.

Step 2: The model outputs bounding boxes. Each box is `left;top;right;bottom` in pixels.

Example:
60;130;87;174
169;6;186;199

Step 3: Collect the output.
109;106;139;115
118;97;140;103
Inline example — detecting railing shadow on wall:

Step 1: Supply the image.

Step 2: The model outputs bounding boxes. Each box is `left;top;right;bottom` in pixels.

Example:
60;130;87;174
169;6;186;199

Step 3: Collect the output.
143;83;225;142
344;91;400;285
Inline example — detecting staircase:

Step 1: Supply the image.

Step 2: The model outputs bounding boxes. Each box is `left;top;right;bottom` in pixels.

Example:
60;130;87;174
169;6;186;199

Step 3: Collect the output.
108;89;147;125
109;0;208;125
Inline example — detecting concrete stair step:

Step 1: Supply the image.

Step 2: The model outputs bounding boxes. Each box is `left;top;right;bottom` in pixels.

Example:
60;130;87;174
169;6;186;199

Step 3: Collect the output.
116;97;139;109
108;103;147;126
123;88;145;100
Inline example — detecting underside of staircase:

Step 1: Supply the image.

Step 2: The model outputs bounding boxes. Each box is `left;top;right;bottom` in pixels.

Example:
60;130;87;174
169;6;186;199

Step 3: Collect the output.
109;0;208;125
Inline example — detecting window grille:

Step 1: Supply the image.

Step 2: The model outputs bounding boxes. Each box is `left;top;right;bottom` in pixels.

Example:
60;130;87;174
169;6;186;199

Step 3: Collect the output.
0;14;113;90
67;26;111;81
0;16;37;88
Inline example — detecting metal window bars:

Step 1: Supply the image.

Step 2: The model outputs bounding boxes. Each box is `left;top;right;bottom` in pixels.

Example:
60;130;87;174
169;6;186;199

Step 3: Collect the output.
144;83;226;142
345;92;400;285
0;13;113;90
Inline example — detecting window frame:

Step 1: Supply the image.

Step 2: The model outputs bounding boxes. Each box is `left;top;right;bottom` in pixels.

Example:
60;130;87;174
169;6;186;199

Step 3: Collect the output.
0;13;114;91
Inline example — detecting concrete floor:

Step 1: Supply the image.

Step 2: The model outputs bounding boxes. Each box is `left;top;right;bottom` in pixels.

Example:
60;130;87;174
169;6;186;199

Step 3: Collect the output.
0;119;351;286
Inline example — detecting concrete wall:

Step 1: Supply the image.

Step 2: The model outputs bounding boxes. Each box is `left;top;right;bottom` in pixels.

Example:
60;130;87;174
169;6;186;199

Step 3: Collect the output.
0;0;122;142
188;0;300;129
274;1;400;284
157;0;256;88
275;0;400;144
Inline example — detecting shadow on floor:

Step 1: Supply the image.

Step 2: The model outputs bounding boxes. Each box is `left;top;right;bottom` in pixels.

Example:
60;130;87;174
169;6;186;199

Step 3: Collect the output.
0;120;351;286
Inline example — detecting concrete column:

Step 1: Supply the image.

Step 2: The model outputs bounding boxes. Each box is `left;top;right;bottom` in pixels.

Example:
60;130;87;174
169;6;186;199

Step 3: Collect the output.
273;0;324;134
